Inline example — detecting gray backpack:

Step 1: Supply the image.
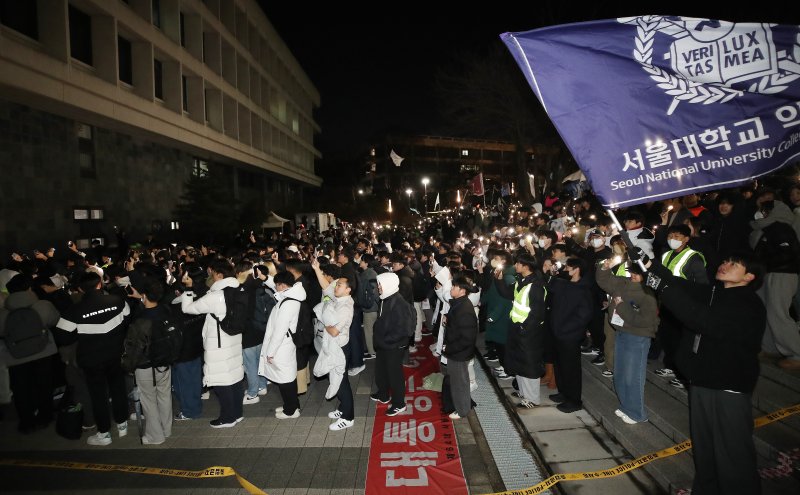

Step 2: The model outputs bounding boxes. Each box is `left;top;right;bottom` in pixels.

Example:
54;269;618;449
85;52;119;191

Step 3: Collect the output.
4;307;48;358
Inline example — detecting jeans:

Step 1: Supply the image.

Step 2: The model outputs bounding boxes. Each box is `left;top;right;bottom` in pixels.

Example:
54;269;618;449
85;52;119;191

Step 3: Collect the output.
243;345;268;397
171;357;202;418
613;331;651;422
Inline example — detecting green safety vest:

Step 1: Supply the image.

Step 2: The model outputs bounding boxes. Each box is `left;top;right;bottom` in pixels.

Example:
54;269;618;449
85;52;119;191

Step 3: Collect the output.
510;282;532;323
614;263;630;278
661;247;705;279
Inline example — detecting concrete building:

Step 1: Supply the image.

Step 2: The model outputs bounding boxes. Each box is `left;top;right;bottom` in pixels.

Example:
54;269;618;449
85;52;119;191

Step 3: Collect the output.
362;134;564;209
0;0;321;251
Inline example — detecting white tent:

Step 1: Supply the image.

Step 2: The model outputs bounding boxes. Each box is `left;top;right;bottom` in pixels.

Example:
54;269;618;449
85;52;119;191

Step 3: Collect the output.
562;170;587;183
261;211;291;229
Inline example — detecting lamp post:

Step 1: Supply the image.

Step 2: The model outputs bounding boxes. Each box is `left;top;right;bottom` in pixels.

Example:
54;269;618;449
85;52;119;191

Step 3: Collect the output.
405;188;412;209
422;177;430;213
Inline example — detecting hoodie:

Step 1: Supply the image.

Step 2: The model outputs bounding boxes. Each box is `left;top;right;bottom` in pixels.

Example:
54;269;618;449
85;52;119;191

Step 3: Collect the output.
373;273;415;350
376;272;400;299
750;201;800;274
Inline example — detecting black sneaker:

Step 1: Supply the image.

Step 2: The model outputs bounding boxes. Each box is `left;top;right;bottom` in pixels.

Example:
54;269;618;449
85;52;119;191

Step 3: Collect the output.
385;405;407;417
549;393;566;403
556;401;583;413
363;353;376;360
487;356;500;363
370;393;390;404
581;346;600;355
591;353;606;365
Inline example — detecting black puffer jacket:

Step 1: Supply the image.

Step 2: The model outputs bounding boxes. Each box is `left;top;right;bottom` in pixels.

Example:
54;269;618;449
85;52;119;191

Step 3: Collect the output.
373;292;415;350
548;276;593;342
494;273;547;379
442;296;478;361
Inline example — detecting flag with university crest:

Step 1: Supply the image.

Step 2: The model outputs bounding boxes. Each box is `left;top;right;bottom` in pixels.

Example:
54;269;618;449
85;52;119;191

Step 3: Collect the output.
502;16;800;208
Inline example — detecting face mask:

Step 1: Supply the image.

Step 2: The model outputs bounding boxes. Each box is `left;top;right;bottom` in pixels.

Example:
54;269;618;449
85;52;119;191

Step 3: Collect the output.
591;238;605;248
538;239;548;248
668;239;683;250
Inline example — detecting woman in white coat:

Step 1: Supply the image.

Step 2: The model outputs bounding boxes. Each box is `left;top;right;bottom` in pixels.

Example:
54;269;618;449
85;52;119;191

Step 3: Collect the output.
260;271;305;419
180;259;244;428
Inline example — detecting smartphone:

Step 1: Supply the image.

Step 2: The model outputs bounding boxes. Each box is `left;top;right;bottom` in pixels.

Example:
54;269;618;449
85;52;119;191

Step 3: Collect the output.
67;241;74;247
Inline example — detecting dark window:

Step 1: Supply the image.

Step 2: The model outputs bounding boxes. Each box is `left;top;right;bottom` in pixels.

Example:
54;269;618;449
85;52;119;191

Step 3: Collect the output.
68;4;92;65
151;0;161;28
182;75;188;111
0;0;38;39
154;58;163;99
76;123;96;179
118;36;132;84
179;12;185;47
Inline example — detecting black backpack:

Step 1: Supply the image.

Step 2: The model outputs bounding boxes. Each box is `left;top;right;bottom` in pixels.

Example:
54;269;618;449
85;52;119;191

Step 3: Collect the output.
252;286;276;333
147;312;183;368
4;307;49;359
280;297;315;347
211;286;250;343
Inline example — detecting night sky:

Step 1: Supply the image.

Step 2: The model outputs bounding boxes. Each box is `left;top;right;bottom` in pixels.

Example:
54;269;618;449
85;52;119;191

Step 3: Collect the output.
258;4;800;169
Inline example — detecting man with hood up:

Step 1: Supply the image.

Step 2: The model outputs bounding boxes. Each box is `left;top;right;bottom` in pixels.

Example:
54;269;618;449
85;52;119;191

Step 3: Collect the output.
371;272;415;417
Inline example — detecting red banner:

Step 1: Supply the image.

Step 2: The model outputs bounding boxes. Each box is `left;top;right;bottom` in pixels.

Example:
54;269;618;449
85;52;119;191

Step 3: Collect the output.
365;337;468;495
471;173;485;196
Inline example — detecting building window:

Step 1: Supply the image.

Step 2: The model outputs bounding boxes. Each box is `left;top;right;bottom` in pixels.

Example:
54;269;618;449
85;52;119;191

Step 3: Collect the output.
192;158;209;177
461;149;469;157
151;0;161;28
154;58;163;99
181;75;188;111
68;4;92;65
170;221;180;230
460;164;479;173
0;0;38;39
76;123;96;178
118;36;133;84
179;12;186;47
73;206;104;221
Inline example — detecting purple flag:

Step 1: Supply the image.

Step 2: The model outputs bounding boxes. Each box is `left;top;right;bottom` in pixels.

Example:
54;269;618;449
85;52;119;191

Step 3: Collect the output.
502;16;800;207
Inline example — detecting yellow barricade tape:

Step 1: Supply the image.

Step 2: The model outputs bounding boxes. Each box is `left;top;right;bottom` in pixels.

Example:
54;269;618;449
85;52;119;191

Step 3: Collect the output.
0;404;797;495
484;403;800;495
0;459;266;495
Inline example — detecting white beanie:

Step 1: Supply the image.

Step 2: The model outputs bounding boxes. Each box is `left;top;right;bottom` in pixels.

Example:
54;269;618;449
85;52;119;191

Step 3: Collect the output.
376;272;400;300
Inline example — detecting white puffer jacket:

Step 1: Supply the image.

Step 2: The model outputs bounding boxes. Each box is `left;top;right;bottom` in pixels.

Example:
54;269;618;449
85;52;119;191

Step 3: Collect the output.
181;277;244;387
259;282;305;384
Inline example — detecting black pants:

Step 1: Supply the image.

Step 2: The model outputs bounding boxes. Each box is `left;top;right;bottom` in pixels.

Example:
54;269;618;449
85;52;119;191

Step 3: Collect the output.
9;356;54;429
588;304;606;350
495;343;507;369
83;359;129;434
554;338;583;405
657;311;686;380
690;386;760;495
213;381;243;423
347;310;365;368
375;347;406;409
276;380;300;415
337;343;354;421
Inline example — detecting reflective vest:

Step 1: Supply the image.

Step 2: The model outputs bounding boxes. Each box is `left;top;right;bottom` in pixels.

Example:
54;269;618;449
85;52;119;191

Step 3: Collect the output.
661;247;705;279
614;263;630;278
510;282;532;323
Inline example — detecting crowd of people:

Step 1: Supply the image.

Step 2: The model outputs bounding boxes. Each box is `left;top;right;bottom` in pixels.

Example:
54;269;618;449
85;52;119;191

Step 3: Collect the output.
0;178;798;494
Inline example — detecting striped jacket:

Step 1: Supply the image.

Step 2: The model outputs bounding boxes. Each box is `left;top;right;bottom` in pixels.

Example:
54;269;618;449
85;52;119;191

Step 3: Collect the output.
56;290;130;367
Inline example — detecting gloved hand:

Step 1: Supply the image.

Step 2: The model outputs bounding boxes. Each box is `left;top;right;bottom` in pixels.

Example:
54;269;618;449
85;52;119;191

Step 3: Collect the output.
627;247;650;265
645;271;666;292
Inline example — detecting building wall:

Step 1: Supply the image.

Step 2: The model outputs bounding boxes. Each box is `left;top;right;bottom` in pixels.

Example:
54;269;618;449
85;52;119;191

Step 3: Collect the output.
0;99;298;250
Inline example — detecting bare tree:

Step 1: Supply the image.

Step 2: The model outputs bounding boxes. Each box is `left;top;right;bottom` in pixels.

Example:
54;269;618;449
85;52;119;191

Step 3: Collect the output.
435;42;559;200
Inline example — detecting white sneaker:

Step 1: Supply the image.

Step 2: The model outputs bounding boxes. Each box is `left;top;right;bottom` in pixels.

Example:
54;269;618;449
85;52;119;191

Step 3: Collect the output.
448;412;462;420
257;387;268;396
329;418;353;431
328;409;343;419
276;409;300;419
614;409;626;418
116;421;128;438
141;436;164;445
654;368;675;377
201;391;210;400
275;406;284;413
129;412;143;421
348;364;366;376
242;394;260;405
87;431;112;446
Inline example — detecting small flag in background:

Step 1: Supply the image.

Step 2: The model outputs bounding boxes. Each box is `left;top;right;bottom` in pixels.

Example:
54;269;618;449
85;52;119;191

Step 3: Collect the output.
434;192;441;210
390;149;404;167
471;173;485;196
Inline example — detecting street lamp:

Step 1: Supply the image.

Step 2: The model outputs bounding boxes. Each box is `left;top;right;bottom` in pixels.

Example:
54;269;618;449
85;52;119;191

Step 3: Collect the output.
405;188;412;209
421;177;430;213
358;189;364;195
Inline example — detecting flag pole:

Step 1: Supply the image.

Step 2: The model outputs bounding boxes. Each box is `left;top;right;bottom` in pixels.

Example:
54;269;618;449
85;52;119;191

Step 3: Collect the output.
606;208;647;271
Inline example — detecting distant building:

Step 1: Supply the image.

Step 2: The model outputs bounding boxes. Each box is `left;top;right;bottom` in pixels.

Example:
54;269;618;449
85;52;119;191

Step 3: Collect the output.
361;134;564;208
0;0;321;250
